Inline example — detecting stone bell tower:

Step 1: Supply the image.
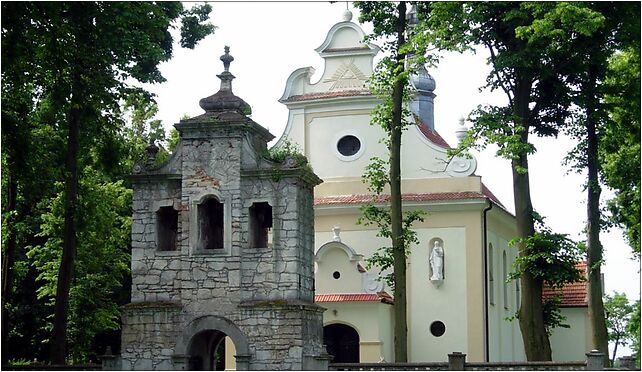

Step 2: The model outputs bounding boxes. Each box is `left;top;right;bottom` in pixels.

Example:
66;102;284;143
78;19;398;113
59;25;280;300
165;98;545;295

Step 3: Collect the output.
116;47;330;370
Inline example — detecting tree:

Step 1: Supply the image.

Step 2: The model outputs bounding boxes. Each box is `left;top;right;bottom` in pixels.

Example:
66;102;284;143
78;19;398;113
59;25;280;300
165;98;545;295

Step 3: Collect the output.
355;1;419;362
27;169;132;363
627;300;640;366
1;2;214;363
604;292;635;365
601;30;641;258
517;3;640;361
416;2;587;360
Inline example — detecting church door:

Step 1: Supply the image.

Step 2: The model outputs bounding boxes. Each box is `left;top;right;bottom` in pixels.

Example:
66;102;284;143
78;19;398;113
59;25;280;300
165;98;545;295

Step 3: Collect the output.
323;324;360;363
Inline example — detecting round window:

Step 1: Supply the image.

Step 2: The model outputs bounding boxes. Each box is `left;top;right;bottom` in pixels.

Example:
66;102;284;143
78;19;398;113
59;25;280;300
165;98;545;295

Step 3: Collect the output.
337;135;361;157
430;321;446;337
333;271;341;279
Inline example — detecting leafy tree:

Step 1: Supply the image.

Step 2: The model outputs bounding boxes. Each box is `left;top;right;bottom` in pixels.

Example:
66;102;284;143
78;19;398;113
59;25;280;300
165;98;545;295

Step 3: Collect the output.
604;292;635;365
1;2;214;363
415;2;591;360
27;168;132;363
516;3;639;361
601;46;641;258
355;1;426;362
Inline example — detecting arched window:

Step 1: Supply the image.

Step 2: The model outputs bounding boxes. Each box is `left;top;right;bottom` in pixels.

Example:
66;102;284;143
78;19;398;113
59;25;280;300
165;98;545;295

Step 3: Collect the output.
488;243;495;306
502;250;508;310
198;198;224;250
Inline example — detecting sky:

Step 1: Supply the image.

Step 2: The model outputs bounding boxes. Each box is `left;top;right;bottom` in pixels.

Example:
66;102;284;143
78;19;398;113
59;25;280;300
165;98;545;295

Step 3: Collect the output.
143;1;640;357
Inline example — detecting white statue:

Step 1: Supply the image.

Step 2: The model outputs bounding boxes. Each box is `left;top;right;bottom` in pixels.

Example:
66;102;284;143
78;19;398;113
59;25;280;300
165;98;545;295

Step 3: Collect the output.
430;240;444;281
332;226;341;242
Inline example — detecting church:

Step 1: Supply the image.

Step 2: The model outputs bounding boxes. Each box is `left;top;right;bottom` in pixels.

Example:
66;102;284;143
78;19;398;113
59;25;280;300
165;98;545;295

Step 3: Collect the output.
264;8;592;366
116;7;593;371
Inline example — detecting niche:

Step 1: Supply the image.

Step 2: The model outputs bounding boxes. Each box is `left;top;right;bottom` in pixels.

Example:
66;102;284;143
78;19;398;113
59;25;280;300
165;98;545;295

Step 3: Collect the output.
249;202;272;248
198;197;224;250
156;206;178;251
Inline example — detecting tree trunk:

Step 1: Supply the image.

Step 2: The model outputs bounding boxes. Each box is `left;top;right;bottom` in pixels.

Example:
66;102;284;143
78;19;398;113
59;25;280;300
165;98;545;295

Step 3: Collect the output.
391;1;408;363
611;338;619;365
2;171;18;365
585;56;610;367
49;66;84;366
513;80;552;361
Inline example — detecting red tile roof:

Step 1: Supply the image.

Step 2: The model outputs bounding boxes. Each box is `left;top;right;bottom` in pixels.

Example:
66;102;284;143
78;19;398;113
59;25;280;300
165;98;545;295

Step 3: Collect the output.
315;292;394;305
481;183;506;209
542;262;588;307
281;90;372;103
415;116;452;149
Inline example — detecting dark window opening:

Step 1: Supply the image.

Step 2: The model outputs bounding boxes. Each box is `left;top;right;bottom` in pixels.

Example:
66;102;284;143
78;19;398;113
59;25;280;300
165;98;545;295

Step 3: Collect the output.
430;321;446;337
198;198;224;250
333;271;341;279
249;202;272;248
157;206;178;251
337;135;361;157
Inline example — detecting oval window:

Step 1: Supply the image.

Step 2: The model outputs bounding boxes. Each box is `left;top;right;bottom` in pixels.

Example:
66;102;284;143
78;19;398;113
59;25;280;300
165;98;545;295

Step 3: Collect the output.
430;321;446;337
337;135;361;157
333;271;341;279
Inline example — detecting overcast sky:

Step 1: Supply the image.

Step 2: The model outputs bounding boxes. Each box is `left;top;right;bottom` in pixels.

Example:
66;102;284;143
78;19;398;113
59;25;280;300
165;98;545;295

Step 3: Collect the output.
142;1;640;356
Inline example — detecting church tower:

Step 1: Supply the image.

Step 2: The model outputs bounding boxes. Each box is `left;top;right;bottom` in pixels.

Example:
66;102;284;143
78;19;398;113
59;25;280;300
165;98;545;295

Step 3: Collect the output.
117;47;329;370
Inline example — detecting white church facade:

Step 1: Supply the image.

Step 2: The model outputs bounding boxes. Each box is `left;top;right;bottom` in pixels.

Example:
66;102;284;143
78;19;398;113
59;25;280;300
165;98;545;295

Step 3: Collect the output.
219;9;592;368
272;9;591;364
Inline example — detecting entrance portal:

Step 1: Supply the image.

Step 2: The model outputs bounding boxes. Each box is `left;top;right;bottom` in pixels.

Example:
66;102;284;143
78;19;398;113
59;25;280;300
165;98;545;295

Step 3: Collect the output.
323;324;360;363
187;330;230;370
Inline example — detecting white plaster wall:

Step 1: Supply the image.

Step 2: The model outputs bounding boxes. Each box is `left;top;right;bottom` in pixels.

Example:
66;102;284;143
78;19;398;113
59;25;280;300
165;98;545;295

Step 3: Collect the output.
307;114;384;180
486;230;525;362
549;307;591;361
407;227;468;361
316;247;363;294
304;114;459;182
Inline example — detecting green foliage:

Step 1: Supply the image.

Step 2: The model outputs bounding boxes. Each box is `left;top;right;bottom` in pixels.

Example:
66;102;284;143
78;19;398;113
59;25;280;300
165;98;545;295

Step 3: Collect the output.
179;4;216;49
357;201;425;289
26;168;132;362
507;213;584;332
541;296;569;336
601;48;641;258
265;140;311;170
452;106;535;174
628;300;641;366
120;91;173;169
605;292;636;363
508;214;584;288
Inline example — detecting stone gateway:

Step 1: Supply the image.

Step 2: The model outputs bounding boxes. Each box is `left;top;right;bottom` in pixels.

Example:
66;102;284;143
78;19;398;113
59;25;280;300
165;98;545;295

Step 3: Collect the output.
115;47;330;370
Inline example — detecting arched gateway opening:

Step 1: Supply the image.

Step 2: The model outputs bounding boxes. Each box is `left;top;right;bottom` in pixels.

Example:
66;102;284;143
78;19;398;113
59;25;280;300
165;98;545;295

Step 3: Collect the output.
187;330;230;370
323;323;360;363
175;316;250;371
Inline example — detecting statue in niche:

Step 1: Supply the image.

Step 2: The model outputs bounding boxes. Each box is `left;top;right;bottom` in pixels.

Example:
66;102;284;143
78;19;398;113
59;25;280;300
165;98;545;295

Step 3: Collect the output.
430;240;444;281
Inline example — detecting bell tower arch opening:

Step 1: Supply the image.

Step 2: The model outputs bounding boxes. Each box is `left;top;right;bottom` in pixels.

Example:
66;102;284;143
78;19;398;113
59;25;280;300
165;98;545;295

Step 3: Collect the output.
187;330;230;370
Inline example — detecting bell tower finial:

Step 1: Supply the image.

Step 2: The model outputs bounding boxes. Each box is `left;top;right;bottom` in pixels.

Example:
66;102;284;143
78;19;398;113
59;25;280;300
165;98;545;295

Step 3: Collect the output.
198;46;251;114
221;45;233;72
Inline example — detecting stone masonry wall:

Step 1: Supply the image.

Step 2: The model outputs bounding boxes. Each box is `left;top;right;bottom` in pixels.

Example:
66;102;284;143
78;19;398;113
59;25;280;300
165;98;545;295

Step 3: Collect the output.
120;303;183;370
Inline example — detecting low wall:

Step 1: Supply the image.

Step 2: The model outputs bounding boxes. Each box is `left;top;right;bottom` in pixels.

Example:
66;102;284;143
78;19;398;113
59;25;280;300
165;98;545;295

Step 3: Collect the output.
330;351;613;371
